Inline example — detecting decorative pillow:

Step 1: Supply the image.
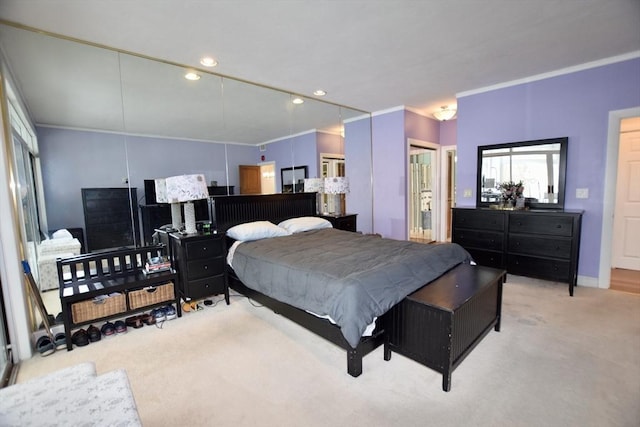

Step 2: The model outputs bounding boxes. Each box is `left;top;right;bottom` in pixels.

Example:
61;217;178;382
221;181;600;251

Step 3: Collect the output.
227;221;290;241
278;217;333;234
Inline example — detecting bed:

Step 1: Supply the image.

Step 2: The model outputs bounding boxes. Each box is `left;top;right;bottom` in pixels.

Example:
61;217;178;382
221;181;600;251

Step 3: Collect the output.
213;192;472;376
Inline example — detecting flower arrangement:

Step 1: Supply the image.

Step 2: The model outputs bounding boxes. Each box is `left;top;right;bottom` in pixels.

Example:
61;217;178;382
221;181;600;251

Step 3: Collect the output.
499;180;524;202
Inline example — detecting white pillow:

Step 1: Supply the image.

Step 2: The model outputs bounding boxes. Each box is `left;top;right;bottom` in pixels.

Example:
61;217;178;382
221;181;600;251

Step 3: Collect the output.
278;216;333;234
227;221;291;242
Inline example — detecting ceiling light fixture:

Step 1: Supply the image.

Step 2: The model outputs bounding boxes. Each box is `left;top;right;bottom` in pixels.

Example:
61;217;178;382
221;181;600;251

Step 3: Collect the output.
200;56;218;67
313;89;327;96
292;97;304;105
433;105;456;121
184;72;201;81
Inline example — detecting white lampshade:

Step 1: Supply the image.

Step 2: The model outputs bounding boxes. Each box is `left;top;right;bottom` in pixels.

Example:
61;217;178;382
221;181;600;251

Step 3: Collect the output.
165;174;209;234
304;178;324;193
433;106;456;121
324;177;350;194
154;178;168;203
165;174;209;203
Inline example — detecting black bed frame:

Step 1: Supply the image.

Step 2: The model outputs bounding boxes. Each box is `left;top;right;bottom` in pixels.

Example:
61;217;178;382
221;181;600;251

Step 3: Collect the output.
213;192;385;376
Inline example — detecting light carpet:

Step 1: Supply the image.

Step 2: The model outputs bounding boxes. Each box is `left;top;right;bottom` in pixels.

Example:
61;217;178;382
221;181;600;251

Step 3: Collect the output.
17;276;640;427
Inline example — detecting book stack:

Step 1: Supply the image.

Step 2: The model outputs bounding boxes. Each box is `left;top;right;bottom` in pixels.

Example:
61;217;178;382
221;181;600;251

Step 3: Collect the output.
143;256;171;274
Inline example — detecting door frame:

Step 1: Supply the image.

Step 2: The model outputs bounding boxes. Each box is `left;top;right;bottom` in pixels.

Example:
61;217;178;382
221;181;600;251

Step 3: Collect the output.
599;106;640;288
440;145;456;242
406;138;440;241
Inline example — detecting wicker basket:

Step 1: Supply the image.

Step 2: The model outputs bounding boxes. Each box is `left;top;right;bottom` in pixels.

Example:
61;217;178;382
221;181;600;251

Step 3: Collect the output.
128;282;174;310
71;293;126;323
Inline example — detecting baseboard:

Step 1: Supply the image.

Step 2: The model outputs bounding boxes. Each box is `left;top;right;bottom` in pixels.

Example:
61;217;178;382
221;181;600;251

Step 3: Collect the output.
577;275;600;289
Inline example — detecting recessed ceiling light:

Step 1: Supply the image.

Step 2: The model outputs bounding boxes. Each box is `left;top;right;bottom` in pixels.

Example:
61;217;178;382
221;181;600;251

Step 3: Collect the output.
313;89;327;96
184;72;201;81
200;56;218;67
292;97;304;105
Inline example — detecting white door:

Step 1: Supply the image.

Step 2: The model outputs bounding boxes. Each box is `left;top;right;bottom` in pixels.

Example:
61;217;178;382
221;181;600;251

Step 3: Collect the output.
612;129;640;270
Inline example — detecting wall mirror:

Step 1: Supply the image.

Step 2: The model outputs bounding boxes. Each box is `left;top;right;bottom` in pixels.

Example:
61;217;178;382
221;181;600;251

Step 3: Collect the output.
0;20;373;317
281;166;308;193
476;137;568;210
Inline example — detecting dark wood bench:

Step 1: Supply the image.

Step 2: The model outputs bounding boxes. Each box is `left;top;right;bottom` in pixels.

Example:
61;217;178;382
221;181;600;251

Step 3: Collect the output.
384;264;506;391
57;245;181;350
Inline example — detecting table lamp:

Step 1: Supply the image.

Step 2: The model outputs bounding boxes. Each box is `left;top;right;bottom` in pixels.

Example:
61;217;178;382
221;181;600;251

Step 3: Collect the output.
304;178;324;214
154;178;182;231
165;174;210;234
323;177;349;216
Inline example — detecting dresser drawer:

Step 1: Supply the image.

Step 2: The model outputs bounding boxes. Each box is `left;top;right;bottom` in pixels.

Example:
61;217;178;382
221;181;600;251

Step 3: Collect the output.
466;248;504;269
186;275;226;300
508;214;574;237
453;209;504;231
508;234;572;259
185;239;224;259
186;257;225;280
453;229;504;251
507;255;570;282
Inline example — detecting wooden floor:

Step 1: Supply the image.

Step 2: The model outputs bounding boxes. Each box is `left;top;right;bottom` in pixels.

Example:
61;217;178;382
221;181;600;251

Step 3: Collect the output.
610;268;640;294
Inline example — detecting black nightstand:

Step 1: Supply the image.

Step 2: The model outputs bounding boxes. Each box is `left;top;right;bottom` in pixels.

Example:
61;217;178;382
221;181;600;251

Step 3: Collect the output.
169;231;229;304
319;213;357;232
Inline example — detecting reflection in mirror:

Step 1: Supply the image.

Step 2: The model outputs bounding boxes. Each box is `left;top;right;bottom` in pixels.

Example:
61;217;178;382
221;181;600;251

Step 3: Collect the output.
281;166;308;193
477;137;568;209
0;20;375;316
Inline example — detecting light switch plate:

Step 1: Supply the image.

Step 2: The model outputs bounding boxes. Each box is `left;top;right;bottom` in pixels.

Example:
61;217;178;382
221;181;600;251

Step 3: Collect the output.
576;188;589;199
463;189;472;197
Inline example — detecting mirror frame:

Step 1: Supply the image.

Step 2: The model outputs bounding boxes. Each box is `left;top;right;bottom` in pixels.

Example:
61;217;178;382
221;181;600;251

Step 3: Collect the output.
476;137;568;210
280;165;308;193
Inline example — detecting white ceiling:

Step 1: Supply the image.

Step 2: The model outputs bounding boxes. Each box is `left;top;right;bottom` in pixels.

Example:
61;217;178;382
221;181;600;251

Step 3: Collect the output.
1;0;639;141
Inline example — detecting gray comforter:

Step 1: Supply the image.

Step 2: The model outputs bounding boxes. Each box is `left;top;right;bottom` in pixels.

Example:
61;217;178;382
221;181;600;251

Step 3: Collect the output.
230;228;472;348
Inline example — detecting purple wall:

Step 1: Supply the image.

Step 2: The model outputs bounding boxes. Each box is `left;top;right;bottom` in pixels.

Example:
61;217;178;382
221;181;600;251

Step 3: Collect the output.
456;57;640;280
372;109;441;239
345;116;373;233
440;119;457;146
38;127;255;231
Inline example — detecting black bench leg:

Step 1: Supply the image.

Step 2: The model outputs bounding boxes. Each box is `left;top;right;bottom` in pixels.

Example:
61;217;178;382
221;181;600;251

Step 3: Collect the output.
442;371;452;392
347;348;362;377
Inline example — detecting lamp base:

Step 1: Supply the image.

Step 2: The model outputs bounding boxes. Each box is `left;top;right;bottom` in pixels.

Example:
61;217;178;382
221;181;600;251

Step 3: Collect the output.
183;201;197;234
170;203;182;230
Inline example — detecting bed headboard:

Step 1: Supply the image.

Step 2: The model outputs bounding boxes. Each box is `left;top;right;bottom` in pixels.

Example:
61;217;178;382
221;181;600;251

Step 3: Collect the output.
212;192;317;231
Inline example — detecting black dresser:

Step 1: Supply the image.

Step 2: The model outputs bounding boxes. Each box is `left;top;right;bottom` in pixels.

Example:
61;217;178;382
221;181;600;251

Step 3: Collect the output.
169;231;229;303
452;208;582;296
81;187;139;252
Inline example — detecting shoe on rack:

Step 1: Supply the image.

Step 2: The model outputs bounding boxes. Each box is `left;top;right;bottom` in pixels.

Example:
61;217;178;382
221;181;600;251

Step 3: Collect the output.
71;329;90;347
150;307;166;323
54;332;67;350
125;315;144;329
101;321;116;337
36;335;55;356
141;313;156;326
87;325;101;342
164;304;177;321
55;312;65;324
114;320;127;334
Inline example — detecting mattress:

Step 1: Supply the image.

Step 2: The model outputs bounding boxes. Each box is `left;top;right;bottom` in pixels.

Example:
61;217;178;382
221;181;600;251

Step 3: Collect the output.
229;228;472;347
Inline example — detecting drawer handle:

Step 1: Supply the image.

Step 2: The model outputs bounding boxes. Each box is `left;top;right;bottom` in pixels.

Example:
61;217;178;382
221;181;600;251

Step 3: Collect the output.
204;265;208;270
556;225;562;229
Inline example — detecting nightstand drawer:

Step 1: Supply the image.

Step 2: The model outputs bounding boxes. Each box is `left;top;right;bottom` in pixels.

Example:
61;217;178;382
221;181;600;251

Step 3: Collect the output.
187;257;225;280
187;275;226;300
185;239;224;259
